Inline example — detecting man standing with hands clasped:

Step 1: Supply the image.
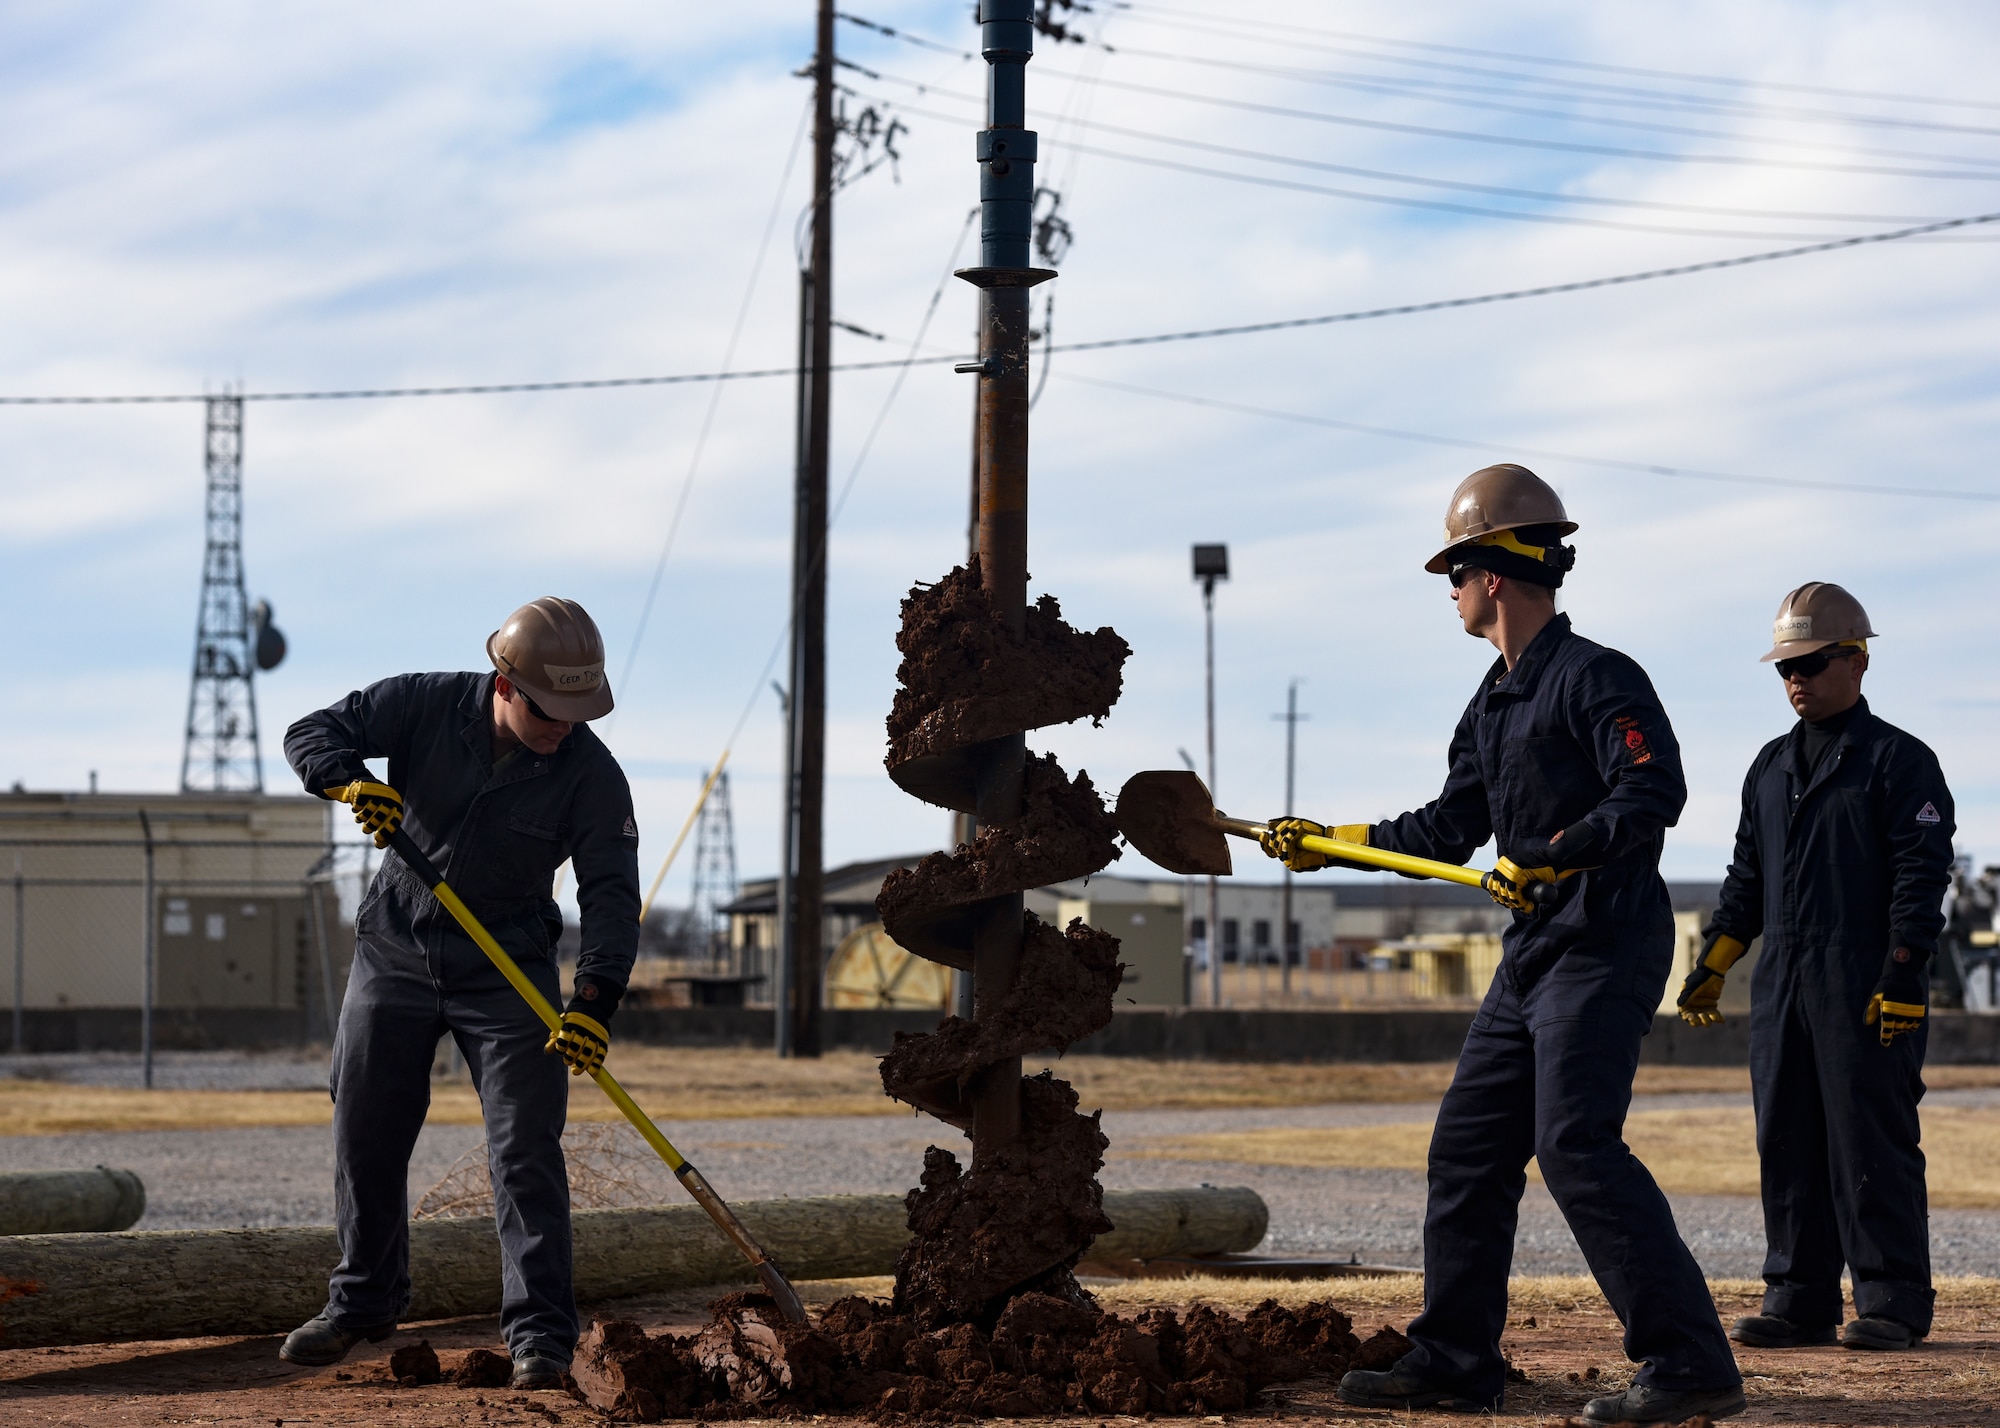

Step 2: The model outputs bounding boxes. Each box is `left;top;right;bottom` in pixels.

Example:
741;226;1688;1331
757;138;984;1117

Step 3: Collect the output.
278;597;641;1389
1265;465;1743;1422
1678;583;1952;1352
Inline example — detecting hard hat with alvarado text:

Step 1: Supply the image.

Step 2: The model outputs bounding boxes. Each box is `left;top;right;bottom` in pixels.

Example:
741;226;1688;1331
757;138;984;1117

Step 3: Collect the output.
1760;582;1876;663
486;597;615;721
1424;463;1579;585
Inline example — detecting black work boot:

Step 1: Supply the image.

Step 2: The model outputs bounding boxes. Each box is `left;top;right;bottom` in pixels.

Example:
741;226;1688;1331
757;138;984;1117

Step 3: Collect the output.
1338;1361;1495;1413
510;1350;571;1390
278;1313;395;1366
1843;1316;1923;1350
1730;1312;1838;1348
1582;1382;1747;1423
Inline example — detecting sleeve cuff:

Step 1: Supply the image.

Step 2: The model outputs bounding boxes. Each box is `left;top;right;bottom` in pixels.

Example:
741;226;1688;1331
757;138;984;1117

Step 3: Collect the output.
1890;930;1937;960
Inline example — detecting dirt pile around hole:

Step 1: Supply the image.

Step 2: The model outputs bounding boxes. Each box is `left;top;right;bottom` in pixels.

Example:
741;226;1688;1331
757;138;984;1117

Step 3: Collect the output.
885;560;1129;766
879;921;1122;1108
878;755;1121;935
568;1292;1402;1421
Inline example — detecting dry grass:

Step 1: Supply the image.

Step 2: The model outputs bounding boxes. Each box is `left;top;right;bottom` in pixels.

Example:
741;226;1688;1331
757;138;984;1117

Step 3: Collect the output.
2;1046;1994;1136
1127;1104;2000;1208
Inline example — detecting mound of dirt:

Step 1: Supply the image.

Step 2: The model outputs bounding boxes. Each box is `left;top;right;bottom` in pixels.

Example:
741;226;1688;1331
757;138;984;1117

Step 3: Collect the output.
569;1291;1398;1422
885;560;1129;767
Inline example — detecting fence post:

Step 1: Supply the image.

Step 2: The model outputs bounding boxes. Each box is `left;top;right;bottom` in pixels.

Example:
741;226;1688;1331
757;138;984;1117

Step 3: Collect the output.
306;869;338;1042
12;852;22;1054
138;809;156;1089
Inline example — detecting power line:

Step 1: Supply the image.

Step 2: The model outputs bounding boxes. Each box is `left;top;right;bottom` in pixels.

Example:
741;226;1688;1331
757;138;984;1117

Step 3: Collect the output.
1095;43;2000;161
1121;2;2000;116
1042;208;2000;353
853;82;1959;234
2;208;1993;407
1059;371;2000;504
838;12;2000;170
1110;11;2000;140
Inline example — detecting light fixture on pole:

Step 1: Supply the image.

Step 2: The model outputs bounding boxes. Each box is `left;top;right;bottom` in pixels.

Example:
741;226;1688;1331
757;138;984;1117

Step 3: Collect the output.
1192;543;1228;1007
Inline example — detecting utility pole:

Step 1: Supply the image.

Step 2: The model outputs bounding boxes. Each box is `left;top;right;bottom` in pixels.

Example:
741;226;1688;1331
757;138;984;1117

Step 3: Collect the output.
1273;679;1308;998
779;0;836;1059
1193;543;1228;1007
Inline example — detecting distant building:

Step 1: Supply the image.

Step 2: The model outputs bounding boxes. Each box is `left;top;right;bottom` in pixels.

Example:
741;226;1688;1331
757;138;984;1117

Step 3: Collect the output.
0;790;334;1016
723;857;1725;1013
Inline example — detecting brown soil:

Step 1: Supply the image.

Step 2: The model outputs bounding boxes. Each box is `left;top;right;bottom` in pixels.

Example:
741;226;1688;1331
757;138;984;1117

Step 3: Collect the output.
10;1276;1995;1426
884;560;1129;767
877;755;1122;939
569;1287;1396;1421
878;918;1123;1111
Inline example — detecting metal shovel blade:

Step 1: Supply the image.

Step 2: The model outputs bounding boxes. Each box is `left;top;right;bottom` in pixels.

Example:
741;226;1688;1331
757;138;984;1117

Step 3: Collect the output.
1115;770;1234;876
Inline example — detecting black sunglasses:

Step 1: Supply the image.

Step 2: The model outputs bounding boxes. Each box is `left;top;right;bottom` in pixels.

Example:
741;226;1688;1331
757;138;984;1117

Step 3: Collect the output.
1775;648;1854;681
517;688;565;723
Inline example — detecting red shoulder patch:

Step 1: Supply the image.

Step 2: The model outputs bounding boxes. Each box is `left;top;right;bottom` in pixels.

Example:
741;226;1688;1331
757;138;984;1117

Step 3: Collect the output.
1614;714;1653;765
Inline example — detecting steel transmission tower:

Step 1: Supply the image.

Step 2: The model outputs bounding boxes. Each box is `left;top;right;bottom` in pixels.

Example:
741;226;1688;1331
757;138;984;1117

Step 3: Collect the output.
688;771;739;971
180;394;265;792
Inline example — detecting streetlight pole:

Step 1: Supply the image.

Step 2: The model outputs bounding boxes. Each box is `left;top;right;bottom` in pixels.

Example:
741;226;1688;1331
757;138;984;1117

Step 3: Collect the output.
1273;679;1308;999
1192;544;1228;1007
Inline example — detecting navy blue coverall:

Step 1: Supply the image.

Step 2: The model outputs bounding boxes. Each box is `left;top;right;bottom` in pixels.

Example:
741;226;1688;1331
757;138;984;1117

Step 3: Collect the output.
285;671;640;1362
1371;614;1739;1406
1709;696;1952;1336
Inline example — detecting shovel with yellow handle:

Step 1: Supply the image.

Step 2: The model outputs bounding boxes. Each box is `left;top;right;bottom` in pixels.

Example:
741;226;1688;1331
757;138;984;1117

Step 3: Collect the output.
1112;769;1559;908
329;782;808;1323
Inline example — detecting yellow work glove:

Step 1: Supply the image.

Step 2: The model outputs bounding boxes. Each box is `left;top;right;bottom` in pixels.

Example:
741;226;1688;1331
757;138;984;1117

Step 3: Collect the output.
1258;819;1372;873
324;780;404;849
1864;946;1928;1047
1676;931;1748;1027
545;1011;610;1076
1481;857;1540;913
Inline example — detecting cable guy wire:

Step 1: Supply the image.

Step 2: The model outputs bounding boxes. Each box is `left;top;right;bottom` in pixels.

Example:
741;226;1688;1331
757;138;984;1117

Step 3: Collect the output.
615;96;812;710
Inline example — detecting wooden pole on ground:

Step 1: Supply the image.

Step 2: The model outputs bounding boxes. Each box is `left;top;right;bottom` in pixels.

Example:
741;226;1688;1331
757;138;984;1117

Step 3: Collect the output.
0;1186;1267;1349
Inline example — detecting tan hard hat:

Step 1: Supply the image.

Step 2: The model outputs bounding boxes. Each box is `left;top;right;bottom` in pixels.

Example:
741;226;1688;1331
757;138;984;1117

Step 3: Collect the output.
1759;582;1876;663
486;597;615;720
1424;464;1578;574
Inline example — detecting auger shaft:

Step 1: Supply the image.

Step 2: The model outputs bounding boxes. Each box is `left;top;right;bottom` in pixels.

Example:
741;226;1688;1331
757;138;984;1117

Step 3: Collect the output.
962;0;1049;1166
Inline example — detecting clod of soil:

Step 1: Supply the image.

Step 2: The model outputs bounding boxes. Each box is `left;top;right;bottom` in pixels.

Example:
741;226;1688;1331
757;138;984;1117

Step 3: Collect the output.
879;917;1122;1113
878;755;1122;943
569;1291;1385;1422
885;560;1129;767
388;1338;442;1386
451;1346;514;1388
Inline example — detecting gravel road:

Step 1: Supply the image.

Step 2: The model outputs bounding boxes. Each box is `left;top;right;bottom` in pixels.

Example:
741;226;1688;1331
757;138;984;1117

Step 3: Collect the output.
7;1069;1998;1278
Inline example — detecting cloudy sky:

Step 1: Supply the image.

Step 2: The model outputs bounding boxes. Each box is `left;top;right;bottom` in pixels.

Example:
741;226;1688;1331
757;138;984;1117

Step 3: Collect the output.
5;1;1998;912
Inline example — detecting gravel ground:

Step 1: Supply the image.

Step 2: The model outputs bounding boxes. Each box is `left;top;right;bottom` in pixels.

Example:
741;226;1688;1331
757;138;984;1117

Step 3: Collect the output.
7;1081;1999;1278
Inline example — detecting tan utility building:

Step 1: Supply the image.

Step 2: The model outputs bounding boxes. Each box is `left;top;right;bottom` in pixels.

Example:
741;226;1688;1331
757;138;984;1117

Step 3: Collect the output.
0;790;333;1014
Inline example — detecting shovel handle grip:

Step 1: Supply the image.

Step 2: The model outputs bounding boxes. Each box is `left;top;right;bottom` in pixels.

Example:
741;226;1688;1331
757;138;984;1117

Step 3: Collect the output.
1228;825;1560;908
